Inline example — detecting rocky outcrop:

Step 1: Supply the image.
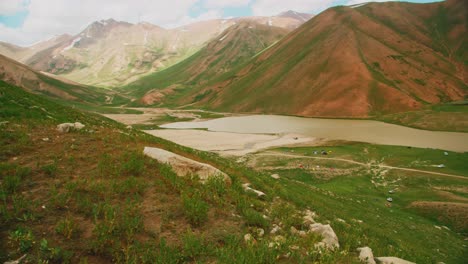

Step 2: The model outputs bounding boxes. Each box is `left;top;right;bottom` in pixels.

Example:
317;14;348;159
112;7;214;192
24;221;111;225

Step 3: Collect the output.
357;247;376;264
375;257;415;264
57;122;85;133
143;147;231;184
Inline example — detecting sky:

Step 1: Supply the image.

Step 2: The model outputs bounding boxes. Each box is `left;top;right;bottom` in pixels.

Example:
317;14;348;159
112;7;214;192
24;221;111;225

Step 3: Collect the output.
0;0;441;46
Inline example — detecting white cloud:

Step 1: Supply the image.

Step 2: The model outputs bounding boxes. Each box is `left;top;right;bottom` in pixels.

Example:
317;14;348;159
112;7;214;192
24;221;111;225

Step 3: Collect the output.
251;0;335;16
0;0;201;46
203;0;251;8
0;0;28;15
166;9;222;28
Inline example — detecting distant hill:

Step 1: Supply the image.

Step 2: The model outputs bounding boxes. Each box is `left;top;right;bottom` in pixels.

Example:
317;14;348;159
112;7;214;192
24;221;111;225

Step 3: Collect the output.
0;13;310;87
0;54;111;104
182;0;467;117
125;21;289;105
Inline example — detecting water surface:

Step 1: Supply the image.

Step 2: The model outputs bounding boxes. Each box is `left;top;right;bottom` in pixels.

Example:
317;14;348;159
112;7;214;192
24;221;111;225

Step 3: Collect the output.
161;115;468;152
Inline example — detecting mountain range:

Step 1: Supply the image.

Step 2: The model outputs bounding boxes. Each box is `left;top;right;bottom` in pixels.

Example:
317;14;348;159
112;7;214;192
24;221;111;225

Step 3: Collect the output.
0;2;466;118
135;0;466;117
0;12;312;87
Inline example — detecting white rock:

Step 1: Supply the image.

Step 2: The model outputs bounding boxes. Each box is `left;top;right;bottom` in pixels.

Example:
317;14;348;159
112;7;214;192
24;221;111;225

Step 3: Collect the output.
74;122;85;130
4;254;27;264
244;233;253;242
257;228;265;237
242;183;266;198
271;174;280;179
357;247;376;264
303;209;316;225
309;223;339;250
274;235;286;243
42;138;49;142
57;122;85;133
270;224;282;234
143;147;231;184
290;226;298;234
375;257;415;264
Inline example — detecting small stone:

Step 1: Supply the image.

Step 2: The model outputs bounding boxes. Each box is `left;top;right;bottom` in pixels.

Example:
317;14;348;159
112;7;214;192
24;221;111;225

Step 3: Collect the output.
270;224;282;234
257;228;265;237
274;235;286;244
42;138;49;142
244;233;253;242
271;174;280;179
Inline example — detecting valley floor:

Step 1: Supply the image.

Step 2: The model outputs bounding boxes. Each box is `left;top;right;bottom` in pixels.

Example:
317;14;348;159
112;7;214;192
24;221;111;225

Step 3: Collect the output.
2;91;467;263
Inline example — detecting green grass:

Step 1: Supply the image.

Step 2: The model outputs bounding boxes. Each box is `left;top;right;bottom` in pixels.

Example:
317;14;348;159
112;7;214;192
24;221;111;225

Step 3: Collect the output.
2;80;467;263
377;102;468;132
275;142;468;176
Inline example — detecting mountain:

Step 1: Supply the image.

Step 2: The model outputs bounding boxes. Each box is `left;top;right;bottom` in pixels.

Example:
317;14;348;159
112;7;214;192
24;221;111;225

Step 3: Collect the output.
0;54;110;103
180;0;467;117
124;21;289;105
0;34;73;63
0;14;310;88
277;10;314;23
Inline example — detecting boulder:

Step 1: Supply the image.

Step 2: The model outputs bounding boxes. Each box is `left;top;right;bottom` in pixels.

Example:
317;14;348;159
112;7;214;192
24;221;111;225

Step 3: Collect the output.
242;183;266;198
357;247;376;264
375;257;415;264
57;122;85;133
271;174;280;179
143;147;231;184
309;223;339;250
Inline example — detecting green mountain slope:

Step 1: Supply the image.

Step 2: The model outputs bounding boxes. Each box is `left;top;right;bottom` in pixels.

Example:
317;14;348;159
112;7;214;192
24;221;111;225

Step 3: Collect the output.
124;22;289;106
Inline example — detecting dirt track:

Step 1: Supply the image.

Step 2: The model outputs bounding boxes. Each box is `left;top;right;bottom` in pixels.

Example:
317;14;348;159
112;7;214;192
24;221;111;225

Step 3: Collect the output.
257;151;468;180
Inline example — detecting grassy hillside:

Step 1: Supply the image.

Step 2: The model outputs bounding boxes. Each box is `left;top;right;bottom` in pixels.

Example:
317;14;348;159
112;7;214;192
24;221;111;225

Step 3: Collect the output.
123;22;289;106
1;81;468;263
176;0;467;117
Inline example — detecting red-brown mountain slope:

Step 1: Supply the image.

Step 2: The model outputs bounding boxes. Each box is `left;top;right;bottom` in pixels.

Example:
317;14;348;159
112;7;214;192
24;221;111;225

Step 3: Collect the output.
189;0;467;117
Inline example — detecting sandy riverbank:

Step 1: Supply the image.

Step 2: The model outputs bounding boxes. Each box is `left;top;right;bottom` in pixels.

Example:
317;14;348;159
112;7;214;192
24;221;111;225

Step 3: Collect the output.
144;129;322;156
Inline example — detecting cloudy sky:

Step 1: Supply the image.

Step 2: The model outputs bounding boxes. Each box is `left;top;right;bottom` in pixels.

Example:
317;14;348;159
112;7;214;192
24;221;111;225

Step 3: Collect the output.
0;0;440;46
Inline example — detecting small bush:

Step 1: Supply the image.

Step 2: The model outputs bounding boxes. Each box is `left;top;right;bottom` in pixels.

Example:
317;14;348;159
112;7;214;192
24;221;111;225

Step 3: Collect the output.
41;163;57;177
39;238;72;263
9;227;35;253
242;208;270;228
182;229;207;260
120;151;145;176
55;216;79;239
182;191;209;227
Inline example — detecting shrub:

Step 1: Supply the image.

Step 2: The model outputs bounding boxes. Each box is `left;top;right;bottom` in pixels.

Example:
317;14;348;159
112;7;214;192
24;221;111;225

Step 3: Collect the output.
182;229;208;260
242;208;270;228
120;151;145;176
182;191;209;227
9;227;35;253
55;216;79;239
41;162;57;177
